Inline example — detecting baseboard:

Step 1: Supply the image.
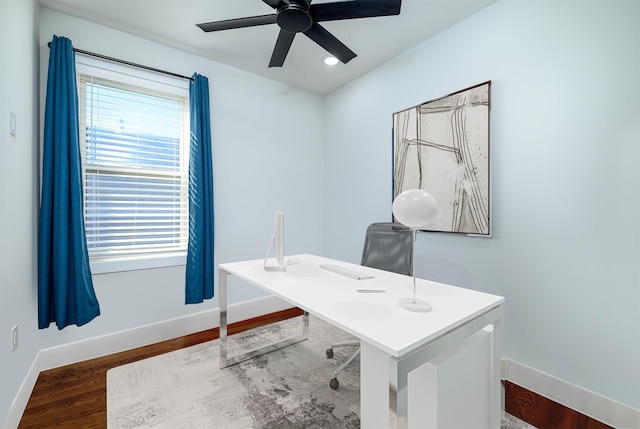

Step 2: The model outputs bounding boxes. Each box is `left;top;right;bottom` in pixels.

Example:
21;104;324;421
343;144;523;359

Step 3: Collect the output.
503;357;640;429
3;295;292;429
4;357;42;429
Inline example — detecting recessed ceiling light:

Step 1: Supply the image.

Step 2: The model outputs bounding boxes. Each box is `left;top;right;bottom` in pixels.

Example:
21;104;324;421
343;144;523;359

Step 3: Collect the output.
323;56;339;66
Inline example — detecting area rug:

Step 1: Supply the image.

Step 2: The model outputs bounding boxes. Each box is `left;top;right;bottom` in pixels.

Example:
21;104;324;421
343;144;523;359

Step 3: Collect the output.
107;315;535;429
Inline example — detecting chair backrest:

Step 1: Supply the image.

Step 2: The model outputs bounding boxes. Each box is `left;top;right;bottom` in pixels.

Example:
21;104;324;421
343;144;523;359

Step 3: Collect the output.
360;222;413;276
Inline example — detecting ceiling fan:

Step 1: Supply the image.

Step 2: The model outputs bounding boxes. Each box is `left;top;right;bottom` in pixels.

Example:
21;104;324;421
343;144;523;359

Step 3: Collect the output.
196;0;402;67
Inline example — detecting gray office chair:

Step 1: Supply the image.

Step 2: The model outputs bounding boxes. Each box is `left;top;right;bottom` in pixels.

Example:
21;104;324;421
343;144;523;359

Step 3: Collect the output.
326;222;413;390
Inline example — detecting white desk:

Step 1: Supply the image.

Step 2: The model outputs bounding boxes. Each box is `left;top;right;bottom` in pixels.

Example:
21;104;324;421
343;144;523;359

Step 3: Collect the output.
218;254;504;429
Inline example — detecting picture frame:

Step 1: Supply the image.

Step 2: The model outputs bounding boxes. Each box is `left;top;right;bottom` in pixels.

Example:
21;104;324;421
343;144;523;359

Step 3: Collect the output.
393;81;491;236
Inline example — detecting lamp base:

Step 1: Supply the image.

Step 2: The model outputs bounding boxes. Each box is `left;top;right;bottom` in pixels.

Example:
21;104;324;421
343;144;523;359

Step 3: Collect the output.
397;297;432;313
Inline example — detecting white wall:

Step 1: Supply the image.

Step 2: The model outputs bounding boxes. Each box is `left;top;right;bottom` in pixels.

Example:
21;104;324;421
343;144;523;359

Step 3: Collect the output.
1;6;324;426
0;0;39;425
324;0;639;413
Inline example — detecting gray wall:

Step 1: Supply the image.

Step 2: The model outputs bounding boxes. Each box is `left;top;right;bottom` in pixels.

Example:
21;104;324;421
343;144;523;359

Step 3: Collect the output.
324;0;639;409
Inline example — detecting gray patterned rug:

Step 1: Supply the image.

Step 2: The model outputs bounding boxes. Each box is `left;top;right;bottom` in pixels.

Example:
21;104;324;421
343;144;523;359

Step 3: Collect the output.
107;315;535;429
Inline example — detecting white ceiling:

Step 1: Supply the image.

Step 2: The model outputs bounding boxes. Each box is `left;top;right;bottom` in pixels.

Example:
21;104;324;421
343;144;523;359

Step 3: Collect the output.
38;0;495;94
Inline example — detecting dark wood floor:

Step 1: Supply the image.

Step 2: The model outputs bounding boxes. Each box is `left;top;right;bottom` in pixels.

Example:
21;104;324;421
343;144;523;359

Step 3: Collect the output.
18;308;304;429
504;381;612;429
18;308;612;429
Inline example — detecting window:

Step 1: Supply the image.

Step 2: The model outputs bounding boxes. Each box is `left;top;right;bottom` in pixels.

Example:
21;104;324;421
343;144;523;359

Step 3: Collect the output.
75;55;190;273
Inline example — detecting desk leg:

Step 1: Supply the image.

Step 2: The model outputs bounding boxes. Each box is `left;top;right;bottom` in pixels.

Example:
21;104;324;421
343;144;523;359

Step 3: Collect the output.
361;342;396;429
219;268;229;368
218;268;309;369
491;316;504;429
360;306;504;429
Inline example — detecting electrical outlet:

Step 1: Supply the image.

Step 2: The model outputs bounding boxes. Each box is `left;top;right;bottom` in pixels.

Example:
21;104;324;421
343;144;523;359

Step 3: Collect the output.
11;325;18;352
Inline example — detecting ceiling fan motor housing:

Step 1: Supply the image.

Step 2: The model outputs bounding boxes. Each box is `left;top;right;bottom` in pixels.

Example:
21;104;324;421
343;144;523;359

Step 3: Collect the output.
277;2;313;33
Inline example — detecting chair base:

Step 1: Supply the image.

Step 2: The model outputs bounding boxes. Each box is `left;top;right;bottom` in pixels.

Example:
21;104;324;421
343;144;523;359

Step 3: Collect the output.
329;377;340;390
326;339;361;389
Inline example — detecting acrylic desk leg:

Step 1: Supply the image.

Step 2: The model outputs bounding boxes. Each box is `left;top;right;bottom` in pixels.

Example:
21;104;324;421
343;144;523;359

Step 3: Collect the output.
218;267;309;369
219;268;229;368
492;316;504;428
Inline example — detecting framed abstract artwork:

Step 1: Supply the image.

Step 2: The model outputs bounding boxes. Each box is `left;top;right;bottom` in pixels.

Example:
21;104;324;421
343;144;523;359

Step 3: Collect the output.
393;81;491;236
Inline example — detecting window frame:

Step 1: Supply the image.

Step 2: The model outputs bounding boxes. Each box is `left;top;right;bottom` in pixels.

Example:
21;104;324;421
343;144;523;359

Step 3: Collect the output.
75;54;190;274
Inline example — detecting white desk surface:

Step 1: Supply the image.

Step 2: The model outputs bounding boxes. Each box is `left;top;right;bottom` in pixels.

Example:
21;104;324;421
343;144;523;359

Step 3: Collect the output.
220;254;504;359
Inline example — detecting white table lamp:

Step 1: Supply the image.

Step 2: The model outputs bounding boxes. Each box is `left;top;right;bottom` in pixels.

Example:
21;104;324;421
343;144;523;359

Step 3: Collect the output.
392;189;438;312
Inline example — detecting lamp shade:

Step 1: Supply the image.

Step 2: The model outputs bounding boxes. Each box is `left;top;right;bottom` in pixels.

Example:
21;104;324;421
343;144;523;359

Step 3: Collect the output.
392;189;438;229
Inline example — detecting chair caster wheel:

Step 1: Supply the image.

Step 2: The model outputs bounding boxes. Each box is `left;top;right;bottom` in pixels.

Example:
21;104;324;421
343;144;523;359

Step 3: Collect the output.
329;378;339;390
326;348;334;358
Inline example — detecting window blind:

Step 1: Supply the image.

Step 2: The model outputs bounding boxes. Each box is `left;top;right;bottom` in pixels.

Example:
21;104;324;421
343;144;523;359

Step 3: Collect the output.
77;74;189;259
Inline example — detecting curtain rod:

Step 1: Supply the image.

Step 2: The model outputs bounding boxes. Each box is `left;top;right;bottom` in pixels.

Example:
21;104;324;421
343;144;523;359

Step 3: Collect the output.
47;42;193;82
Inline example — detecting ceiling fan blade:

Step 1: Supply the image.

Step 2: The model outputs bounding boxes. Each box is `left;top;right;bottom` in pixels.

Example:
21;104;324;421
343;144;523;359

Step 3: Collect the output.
303;23;356;64
262;0;288;9
269;29;297;67
310;0;401;22
197;14;277;32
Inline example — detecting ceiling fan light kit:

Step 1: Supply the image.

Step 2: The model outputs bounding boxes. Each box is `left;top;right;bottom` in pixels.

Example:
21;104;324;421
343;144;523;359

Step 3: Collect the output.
197;0;402;68
323;56;339;66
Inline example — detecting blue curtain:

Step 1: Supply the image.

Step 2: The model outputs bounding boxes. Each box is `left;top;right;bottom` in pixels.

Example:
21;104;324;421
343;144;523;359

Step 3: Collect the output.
185;73;215;304
38;36;100;329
